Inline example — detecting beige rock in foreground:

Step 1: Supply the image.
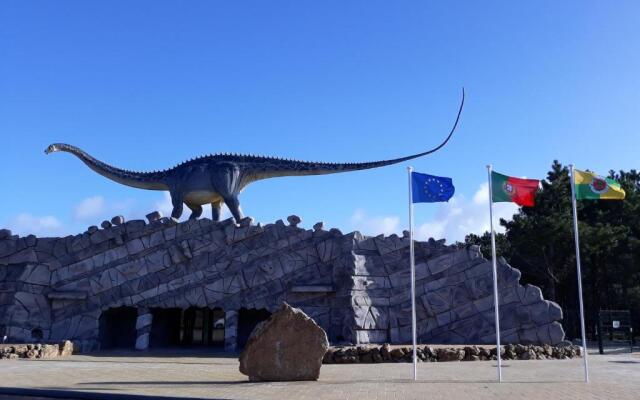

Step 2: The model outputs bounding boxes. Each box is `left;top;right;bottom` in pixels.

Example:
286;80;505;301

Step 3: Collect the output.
239;302;329;381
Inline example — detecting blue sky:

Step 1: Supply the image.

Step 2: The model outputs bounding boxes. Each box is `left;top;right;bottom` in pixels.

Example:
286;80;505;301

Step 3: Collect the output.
1;1;639;241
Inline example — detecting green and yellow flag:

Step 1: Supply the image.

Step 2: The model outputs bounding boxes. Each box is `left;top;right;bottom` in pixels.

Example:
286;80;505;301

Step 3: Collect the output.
573;169;626;200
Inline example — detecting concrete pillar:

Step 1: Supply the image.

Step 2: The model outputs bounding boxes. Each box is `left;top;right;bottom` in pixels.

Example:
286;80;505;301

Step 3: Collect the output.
224;310;238;352
135;307;152;351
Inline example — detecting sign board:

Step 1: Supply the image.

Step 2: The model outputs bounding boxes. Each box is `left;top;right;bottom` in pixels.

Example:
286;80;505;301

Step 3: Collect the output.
613;320;620;329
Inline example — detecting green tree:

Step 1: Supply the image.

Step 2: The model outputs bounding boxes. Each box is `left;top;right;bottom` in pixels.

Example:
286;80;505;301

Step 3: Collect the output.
501;161;575;303
457;231;510;260
469;162;640;339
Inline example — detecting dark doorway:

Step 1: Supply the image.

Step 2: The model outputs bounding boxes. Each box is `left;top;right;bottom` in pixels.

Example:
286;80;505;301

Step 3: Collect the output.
181;307;225;346
99;307;137;349
237;308;271;349
150;308;182;347
149;307;225;348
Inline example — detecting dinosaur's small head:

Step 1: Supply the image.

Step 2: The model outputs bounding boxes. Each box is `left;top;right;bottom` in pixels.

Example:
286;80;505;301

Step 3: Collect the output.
45;143;63;154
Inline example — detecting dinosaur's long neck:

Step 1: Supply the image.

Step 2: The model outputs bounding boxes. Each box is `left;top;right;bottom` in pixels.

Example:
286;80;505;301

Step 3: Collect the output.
54;144;168;190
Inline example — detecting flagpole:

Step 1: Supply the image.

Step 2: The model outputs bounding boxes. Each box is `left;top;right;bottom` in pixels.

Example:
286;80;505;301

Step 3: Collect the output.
569;164;590;383
486;165;503;383
407;166;418;381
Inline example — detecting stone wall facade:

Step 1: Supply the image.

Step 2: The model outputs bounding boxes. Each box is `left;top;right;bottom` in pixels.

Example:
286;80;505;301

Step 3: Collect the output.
0;215;565;352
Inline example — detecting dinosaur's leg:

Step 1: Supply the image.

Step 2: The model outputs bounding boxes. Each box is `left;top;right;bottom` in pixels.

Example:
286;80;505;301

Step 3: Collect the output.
211;201;223;221
211;165;243;223
186;204;203;220
223;195;243;223
170;192;184;220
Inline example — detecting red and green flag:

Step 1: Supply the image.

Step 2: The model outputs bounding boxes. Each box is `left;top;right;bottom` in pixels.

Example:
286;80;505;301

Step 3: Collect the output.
491;171;540;207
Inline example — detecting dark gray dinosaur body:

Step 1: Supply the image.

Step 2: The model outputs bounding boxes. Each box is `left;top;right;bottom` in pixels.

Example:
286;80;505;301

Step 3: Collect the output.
46;91;464;222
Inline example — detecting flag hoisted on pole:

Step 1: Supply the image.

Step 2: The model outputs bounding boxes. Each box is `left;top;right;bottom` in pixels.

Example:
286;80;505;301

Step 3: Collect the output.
486;168;540;383
568;165;625;383
486;165;503;383
407;168;455;381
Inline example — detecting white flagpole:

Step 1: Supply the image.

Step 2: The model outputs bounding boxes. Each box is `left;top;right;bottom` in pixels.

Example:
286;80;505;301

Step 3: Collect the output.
407;166;418;381
569;164;590;383
486;165;503;383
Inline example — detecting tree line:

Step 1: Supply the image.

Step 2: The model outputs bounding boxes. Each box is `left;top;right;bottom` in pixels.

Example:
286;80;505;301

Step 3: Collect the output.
460;161;639;340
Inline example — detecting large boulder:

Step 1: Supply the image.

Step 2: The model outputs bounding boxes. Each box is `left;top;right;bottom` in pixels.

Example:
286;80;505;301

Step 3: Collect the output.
239;303;329;381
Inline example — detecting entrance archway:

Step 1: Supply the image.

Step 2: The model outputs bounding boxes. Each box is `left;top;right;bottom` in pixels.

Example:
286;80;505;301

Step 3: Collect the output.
99;307;137;349
149;308;181;347
237;308;271;349
149;307;225;347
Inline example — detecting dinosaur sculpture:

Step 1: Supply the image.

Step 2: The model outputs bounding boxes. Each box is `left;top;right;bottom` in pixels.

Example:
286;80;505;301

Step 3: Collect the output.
46;90;464;222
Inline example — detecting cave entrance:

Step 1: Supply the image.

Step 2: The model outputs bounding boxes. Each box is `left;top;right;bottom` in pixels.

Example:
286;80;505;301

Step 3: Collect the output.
150;308;182;347
149;307;225;347
237;308;272;349
181;307;225;346
99;307;137;349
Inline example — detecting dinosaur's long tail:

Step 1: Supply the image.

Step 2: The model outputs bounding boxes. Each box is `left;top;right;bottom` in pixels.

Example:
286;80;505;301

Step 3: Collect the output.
245;88;464;181
45;143;168;190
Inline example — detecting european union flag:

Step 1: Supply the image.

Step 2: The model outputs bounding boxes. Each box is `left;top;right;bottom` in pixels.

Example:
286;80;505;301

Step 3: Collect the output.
411;172;455;203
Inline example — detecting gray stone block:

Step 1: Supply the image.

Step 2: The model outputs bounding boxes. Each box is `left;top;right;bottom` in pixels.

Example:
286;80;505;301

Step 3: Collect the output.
287;215;302;227
22;264;51;286
26;235;37;247
355;329;388;344
8;249;38;264
135;313;152;330
145;211;163;223
126;239;145;255
135;333;149;350
125;220;146;235
239;216;254;227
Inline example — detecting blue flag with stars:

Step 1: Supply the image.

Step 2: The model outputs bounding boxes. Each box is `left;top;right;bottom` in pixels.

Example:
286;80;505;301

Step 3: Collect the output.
411;172;455;203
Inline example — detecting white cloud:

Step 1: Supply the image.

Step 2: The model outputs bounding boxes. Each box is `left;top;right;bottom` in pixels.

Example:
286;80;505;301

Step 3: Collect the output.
5;191;239;237
347;182;519;244
8;213;64;236
415;182;518;243
349;209;401;236
73;196;106;220
473;182;489;204
155;192;174;218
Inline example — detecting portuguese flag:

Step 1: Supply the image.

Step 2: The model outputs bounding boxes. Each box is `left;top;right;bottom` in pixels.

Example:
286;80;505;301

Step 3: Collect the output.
574;169;626;200
491;171;540;207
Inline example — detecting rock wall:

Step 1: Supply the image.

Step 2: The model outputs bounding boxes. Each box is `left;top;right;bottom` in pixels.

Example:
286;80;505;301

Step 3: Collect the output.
0;215;565;351
0;340;74;359
323;343;583;363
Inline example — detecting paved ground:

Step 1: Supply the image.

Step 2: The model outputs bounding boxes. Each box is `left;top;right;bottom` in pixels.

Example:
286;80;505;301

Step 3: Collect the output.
1;349;639;400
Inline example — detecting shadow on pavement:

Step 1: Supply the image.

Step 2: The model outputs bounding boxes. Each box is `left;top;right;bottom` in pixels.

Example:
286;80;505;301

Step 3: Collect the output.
34;359;230;366
78;382;246;386
0;387;231;400
608;360;640;364
81;348;239;359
